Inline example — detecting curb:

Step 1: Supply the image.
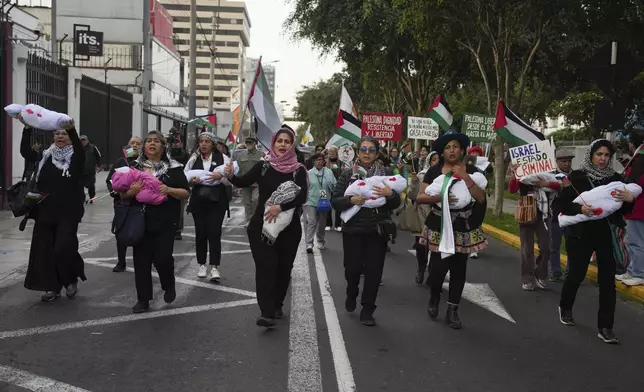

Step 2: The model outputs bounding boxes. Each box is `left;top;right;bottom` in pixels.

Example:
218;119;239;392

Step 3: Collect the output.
482;223;644;304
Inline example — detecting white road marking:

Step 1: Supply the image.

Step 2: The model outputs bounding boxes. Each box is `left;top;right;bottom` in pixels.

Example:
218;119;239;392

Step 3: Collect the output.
0;364;91;391
179;233;249;246
83;250;251;262
83;259;257;298
406;250;515;323
288;238;322;392
183;225;247;229
0;299;257;340
312;247;356;391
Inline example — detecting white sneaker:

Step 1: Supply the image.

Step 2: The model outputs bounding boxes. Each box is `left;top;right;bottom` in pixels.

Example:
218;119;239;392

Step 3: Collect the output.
470;252;479;259
336;227;342;232
536;279;547;289
522;282;536;291
210;266;221;282
325;226;331;231
197;265;208;278
622;277;644;286
616;273;633;281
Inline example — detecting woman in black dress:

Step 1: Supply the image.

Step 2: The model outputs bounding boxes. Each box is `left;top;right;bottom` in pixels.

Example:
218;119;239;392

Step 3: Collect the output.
185;132;229;282
121;131;190;313
416;130;488;329
106;136;142;272
224;127;308;328
20;117;87;302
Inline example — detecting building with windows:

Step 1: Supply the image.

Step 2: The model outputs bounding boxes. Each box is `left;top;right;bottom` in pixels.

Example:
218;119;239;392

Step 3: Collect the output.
159;0;250;108
245;57;275;101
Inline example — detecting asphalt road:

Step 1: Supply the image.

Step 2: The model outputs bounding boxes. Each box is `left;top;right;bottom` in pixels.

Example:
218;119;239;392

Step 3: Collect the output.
1;196;644;392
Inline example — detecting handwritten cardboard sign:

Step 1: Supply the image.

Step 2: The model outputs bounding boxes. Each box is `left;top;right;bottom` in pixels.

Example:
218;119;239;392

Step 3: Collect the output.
509;140;557;179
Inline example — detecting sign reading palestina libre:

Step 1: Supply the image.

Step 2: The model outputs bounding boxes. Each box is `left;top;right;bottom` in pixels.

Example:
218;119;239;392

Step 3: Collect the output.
361;113;403;141
509;140;557;180
463;113;496;143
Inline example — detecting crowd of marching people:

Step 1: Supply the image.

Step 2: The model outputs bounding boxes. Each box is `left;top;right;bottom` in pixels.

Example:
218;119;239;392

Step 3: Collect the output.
14;114;644;344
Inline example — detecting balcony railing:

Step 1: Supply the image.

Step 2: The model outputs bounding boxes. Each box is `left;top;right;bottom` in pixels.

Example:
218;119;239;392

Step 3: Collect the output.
59;45;143;70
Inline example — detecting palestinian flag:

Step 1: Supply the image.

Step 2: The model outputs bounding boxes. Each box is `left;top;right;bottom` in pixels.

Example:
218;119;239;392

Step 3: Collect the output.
428;95;453;131
334;110;362;145
248;57;281;148
493;100;544;147
189;114;217;128
123;146;137;158
226;130;236;150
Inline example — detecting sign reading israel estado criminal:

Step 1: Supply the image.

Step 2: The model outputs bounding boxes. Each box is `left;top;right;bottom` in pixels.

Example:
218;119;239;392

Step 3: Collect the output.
407;116;439;140
463;113;496;142
509;140;557;179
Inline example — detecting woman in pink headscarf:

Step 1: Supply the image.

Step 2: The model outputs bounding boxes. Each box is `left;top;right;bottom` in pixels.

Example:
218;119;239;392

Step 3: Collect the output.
224;126;308;328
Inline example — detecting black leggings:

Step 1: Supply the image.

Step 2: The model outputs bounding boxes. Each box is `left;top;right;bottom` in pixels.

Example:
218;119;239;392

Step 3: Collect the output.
415;237;429;273
192;202;227;266
133;228;176;301
342;231;388;310
427;251;468;305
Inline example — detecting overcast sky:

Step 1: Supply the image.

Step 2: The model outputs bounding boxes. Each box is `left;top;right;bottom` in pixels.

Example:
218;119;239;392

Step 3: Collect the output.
244;0;343;115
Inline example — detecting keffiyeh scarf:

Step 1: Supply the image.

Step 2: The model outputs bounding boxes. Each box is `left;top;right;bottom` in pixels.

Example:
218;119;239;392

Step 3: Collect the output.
38;144;74;179
581;139;616;182
261;181;302;245
137;154;182;178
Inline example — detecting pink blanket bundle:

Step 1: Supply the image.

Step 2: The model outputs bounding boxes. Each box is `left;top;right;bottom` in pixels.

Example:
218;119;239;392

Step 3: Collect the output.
111;167;167;205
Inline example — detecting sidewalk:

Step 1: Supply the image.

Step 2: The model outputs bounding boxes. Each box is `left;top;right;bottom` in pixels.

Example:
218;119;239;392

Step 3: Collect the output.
487;196;517;214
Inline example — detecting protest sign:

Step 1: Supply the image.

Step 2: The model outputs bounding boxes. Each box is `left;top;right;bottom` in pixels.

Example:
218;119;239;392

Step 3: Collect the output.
463;113;496;142
361;112;403;141
509;140;557;179
407;116;439;140
338;145;355;164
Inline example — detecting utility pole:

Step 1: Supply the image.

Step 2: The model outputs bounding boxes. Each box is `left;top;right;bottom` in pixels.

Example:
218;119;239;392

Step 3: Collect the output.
141;0;152;135
51;0;57;61
207;11;216;133
188;0;198;139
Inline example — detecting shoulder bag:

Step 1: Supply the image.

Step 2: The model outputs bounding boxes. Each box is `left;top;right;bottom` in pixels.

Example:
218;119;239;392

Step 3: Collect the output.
112;201;146;247
515;195;537;224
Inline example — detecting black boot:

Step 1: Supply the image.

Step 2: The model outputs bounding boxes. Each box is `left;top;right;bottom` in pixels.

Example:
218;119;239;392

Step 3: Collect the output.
446;303;462;329
360;307;376;327
112;262;126;272
427;295;440;320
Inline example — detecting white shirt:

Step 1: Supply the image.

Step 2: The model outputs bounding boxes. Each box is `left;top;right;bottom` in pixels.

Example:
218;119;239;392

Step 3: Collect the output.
201;153;213;170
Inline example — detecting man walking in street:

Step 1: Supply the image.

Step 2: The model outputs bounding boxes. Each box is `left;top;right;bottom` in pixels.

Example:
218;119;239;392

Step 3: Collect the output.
22;140;42;180
550;147;575;282
237;137;263;225
80;135;102;204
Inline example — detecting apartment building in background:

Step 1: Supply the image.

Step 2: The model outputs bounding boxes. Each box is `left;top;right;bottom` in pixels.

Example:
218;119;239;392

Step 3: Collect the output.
159;0;250;109
245;57;275;101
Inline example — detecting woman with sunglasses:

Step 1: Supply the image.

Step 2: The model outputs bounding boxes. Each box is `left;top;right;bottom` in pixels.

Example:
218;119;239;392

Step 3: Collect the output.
331;136;402;326
19;116;87;302
416;130;488;329
557;139;634;344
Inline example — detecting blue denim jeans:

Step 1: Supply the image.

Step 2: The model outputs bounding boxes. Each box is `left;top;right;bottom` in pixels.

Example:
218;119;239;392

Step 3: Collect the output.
626;219;644;279
550;219;567;275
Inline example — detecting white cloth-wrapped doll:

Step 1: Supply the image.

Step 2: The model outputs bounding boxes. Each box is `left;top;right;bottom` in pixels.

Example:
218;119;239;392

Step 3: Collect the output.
424;172;488;258
558;181;642;227
4;104;72;130
341;175;408;222
185;159;239;186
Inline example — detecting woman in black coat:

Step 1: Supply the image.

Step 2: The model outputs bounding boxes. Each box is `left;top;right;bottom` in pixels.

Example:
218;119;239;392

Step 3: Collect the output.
185;132;229;282
557;139;634;344
331;136;401;327
19;116;87;302
106;136;143;272
120;131;190;313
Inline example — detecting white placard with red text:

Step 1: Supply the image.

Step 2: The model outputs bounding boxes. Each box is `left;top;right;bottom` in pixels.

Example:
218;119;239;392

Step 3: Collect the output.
509;140;557;180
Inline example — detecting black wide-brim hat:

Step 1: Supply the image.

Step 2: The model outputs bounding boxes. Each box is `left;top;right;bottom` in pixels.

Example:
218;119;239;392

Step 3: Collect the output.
433;129;470;155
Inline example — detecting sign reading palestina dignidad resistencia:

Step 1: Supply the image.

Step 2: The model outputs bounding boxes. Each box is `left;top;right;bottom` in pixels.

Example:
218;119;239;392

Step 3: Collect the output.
361;113;403;141
509;140;557;179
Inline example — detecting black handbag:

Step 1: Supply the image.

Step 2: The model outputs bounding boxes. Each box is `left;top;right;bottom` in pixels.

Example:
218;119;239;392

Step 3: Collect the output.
375;208;398;244
111;201;146;246
7;170;40;218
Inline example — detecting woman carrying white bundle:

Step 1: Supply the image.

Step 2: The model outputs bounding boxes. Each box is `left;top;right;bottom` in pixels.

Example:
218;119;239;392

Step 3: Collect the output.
416;130;487;329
